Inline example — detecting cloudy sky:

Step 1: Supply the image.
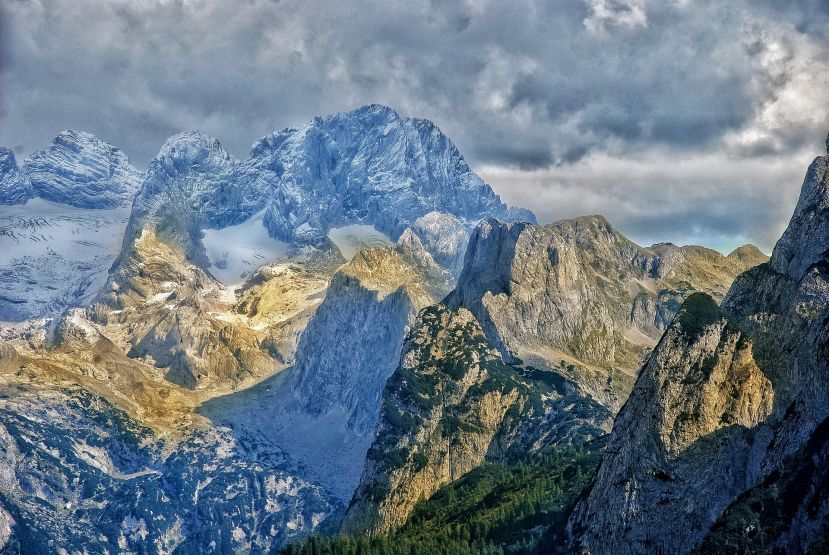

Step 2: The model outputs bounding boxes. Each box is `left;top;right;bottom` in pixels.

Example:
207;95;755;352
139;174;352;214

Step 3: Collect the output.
1;0;828;252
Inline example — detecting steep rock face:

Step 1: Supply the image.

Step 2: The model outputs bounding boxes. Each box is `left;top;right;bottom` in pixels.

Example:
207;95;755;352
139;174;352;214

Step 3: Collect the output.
341;305;611;536
567;142;829;554
696;414;829;554
769;154;829;281
445;217;765;409
23;130;142;209
722;143;829;461
250;105;534;245
397;211;472;279
290;247;437;435
567;294;773;554
0;148;32;205
197;247;449;505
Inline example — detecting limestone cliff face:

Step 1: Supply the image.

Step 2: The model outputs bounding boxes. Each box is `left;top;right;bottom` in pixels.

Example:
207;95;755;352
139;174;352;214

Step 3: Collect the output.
720;145;829;469
567;294;773;554
687;145;829;553
567;141;829;554
696;414;829;554
445;217;764;409
341;305;610;536
289;247;438;435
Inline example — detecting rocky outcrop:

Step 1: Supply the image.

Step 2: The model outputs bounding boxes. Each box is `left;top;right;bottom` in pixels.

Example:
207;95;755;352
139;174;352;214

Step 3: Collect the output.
87;229;328;390
566;138;829;554
0;148;32;205
341;305;610;536
22;130;142;208
566;293;773;554
398;211;472;279
445;217;765;409
769;153;829;281
123;131;265;266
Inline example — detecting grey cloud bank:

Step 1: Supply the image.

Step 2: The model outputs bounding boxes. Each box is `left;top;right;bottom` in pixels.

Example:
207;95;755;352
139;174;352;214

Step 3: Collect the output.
0;0;827;252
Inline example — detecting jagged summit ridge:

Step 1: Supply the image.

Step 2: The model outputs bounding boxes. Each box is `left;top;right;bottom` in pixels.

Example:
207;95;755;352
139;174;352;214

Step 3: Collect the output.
24;130;142;208
247;103;537;241
769;144;829;281
0;131;142;208
125;104;534;268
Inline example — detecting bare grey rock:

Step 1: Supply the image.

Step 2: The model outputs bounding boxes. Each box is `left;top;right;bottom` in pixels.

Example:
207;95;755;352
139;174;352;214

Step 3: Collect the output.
567;143;829;554
567;294;773;554
446;217;764;410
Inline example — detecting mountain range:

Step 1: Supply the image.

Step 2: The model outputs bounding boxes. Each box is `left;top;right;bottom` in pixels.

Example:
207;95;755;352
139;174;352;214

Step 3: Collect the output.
2;105;823;554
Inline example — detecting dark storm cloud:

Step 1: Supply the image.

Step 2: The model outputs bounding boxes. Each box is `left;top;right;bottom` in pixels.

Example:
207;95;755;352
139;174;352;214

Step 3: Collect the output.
0;0;827;251
755;0;829;39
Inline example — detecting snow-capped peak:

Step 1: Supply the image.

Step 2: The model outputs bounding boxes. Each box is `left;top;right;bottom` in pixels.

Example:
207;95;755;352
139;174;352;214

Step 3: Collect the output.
21;129;143;209
152;130;236;176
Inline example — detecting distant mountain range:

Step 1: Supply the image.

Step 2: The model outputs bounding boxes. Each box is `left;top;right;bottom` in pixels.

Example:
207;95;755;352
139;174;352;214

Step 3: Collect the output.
2;106;820;554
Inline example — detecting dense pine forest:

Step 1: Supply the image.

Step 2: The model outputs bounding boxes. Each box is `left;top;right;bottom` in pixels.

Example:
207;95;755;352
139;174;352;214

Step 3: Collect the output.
280;445;603;555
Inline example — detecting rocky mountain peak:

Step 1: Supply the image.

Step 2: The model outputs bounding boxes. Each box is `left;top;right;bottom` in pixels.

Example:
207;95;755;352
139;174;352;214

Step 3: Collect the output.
567;292;774;553
152;131;235;176
769;150;829;281
726;244;767;265
246;105;534;244
120;105;534;279
400;211;472;278
444;217;767;412
0;147;32;205
0;147;18;175
23;130;142;208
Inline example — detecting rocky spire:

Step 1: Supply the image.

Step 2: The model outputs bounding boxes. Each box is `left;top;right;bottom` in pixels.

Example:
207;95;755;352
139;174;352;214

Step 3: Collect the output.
0;147;33;205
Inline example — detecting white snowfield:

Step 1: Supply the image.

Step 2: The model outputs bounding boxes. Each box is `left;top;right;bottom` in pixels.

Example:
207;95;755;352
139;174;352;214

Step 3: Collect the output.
0;198;130;321
203;210;291;285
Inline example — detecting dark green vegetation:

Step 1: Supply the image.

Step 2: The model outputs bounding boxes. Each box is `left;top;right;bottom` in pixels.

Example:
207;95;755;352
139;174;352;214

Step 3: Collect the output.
281;445;603;555
357;305;609;508
694;414;829;554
